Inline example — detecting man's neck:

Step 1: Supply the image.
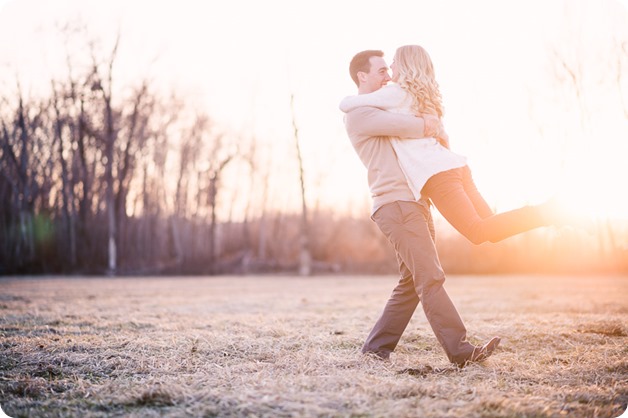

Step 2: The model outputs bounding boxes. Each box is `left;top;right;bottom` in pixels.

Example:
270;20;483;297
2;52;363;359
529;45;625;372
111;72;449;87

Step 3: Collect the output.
357;86;372;95
358;84;384;95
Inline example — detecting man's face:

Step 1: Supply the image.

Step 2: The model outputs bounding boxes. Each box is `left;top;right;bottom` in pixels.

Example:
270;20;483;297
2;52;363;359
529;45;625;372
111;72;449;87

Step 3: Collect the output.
359;56;391;93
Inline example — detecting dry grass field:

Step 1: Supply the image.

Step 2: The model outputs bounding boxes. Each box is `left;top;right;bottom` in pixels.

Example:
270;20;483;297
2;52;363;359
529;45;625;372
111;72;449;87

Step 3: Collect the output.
0;274;626;418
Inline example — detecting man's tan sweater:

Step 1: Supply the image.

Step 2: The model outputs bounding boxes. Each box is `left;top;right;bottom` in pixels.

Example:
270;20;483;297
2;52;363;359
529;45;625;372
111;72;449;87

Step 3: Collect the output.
344;106;427;214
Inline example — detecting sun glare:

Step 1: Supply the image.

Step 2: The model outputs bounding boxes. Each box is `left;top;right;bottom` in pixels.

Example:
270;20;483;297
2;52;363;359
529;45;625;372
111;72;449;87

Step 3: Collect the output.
552;143;628;221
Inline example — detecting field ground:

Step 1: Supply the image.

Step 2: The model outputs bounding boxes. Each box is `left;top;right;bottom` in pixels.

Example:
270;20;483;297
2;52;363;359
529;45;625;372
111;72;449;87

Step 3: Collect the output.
0;274;627;418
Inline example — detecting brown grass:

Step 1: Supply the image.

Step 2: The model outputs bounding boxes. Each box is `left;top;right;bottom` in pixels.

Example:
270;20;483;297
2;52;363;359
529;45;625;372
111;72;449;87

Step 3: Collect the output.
0;274;627;417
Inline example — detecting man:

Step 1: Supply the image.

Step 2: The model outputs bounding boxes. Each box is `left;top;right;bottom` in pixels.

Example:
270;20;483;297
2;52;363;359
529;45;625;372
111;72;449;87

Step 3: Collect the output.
343;50;500;367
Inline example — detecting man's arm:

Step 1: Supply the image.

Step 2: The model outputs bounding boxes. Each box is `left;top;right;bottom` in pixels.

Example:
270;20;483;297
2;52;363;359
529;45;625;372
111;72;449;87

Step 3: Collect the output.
339;85;405;113
345;107;442;139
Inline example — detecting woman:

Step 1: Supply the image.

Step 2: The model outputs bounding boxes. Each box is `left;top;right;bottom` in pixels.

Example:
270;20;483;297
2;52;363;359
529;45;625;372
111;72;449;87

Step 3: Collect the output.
339;45;556;244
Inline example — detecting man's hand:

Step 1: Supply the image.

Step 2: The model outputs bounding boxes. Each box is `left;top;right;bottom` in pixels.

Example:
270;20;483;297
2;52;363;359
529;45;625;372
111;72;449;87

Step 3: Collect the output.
422;115;441;137
437;129;450;149
423;114;450;149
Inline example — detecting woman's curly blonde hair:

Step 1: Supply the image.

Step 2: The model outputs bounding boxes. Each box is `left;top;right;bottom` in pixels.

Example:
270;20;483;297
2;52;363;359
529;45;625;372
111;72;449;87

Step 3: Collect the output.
394;45;444;118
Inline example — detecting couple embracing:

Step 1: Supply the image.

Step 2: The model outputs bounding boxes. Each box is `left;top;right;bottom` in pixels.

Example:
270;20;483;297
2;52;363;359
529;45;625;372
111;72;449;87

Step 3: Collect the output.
340;46;560;367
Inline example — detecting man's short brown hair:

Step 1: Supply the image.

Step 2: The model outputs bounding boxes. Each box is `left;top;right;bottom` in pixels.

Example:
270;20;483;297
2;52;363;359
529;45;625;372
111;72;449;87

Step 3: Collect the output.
349;50;384;87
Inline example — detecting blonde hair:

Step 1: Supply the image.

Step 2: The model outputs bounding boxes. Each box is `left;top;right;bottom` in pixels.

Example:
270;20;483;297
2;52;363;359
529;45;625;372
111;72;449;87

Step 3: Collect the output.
394;45;444;118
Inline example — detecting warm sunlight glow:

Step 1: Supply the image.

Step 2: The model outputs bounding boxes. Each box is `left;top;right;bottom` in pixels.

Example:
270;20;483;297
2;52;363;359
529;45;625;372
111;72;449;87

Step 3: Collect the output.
556;146;628;221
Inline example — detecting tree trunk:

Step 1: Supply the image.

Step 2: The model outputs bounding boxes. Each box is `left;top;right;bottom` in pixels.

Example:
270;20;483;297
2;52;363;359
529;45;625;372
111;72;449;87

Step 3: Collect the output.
105;107;116;275
290;94;311;276
52;85;77;267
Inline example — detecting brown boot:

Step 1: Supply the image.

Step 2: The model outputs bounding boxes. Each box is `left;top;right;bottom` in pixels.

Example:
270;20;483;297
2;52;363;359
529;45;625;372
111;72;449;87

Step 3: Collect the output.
458;336;501;367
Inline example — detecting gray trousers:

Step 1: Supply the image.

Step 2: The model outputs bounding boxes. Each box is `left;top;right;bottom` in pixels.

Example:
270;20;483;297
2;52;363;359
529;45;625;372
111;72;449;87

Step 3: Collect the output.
363;200;475;365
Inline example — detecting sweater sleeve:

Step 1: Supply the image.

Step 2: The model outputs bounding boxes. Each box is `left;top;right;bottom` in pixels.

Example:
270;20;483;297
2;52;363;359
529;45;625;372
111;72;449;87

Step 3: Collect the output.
344;107;425;139
339;85;407;113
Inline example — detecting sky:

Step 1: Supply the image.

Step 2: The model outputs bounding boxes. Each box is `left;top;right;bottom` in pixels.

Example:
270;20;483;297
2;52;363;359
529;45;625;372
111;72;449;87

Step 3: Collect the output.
1;0;627;220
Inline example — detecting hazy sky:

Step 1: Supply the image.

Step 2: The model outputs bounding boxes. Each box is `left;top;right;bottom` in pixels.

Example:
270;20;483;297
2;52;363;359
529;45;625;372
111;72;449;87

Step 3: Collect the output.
1;0;627;219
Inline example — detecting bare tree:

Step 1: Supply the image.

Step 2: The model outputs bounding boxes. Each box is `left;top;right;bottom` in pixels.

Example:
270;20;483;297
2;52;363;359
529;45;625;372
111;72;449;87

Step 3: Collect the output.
290;93;311;276
86;34;121;275
199;117;237;274
239;134;274;272
51;80;77;266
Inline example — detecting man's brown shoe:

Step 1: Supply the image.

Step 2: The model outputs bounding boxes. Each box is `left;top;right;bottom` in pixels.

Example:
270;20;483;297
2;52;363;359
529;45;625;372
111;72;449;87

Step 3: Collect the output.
460;336;501;367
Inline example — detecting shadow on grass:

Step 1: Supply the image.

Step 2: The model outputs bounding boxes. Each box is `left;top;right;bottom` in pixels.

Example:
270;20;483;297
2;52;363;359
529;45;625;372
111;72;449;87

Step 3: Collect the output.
397;365;459;378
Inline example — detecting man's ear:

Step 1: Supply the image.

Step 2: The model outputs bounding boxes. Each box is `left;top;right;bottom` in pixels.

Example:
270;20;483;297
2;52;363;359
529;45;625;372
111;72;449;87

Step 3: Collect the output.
357;71;368;83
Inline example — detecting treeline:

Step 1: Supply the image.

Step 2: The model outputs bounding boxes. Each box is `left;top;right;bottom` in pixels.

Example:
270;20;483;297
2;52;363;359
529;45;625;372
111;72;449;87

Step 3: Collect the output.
2;33;627;276
0;34;398;276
